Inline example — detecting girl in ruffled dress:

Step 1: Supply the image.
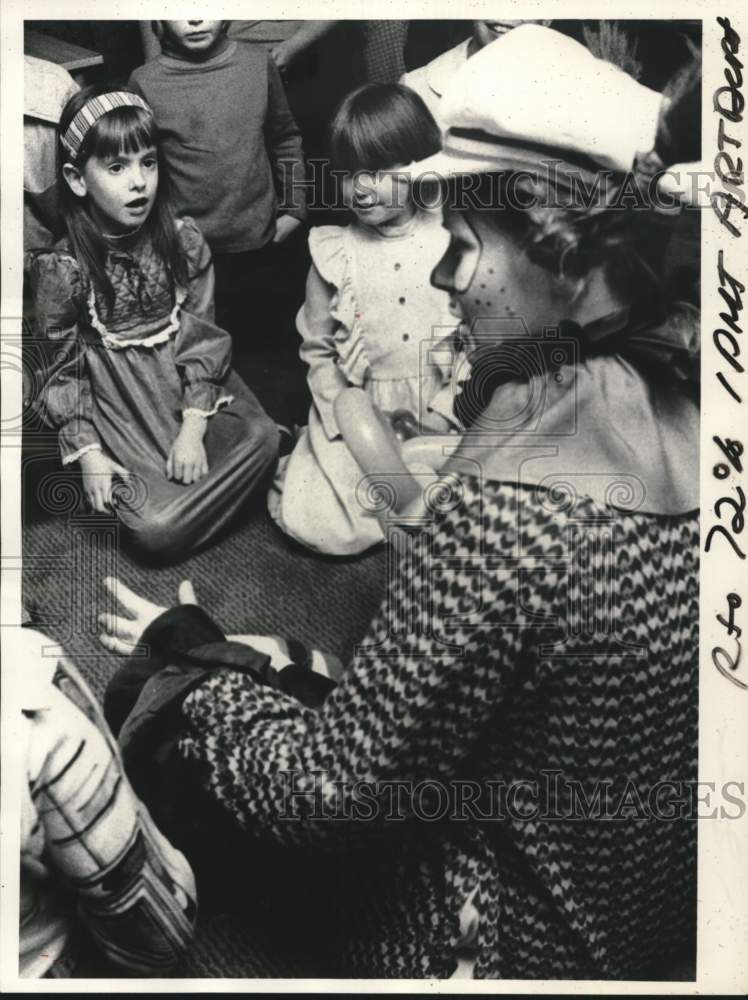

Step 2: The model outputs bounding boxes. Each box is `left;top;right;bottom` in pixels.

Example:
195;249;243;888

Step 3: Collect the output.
27;85;279;561
269;83;461;555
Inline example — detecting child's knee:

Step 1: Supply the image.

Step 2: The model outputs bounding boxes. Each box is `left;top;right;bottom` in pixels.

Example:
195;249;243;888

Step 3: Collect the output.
242;408;280;469
212;400;279;468
125;507;187;560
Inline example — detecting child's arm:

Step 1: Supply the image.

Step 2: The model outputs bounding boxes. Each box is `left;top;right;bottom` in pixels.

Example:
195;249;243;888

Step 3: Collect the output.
165;414;209;486
28;253;99;459
167;220;233;484
269;20;337;74
298;262;350;438
41;349;130;511
264;56;307;234
178;216;217;324
422;324;471;432
28;252;131;510
169;311;233;485
174;221;232;414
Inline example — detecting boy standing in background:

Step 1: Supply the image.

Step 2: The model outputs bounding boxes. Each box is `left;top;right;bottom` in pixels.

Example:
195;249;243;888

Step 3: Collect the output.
129;21;307;365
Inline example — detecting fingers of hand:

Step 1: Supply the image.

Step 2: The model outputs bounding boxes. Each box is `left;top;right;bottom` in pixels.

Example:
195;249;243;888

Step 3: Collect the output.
91;487;108;513
98;632;137;656
194;454;208;481
178;580;198;605
97;611;140;643
170;445;207;484
86;470;115;511
103;576;154;618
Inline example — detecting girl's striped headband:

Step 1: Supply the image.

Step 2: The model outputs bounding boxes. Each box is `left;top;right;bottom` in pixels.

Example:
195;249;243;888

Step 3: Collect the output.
60;92;153;160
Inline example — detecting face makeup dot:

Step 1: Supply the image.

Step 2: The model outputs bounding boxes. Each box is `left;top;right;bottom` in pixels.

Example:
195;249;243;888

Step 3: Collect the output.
398;296;406;304
402;333;410;341
394;262;401;270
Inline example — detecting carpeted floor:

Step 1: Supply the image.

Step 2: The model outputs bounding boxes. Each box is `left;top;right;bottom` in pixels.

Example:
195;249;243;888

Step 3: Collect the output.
22;444;385;978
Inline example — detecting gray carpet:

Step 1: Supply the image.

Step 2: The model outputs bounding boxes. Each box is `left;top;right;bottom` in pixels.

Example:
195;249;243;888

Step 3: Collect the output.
22;472;385;703
22;463;385;977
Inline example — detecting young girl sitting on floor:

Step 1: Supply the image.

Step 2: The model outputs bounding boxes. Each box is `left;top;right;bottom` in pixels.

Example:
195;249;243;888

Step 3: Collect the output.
268;84;462;556
27;85;279;561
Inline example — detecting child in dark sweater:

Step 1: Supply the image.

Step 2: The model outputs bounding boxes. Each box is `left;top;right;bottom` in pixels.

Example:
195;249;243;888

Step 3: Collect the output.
129;21;307;354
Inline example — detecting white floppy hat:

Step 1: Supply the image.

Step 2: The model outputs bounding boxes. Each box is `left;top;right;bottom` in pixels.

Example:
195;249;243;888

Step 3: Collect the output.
407;24;665;186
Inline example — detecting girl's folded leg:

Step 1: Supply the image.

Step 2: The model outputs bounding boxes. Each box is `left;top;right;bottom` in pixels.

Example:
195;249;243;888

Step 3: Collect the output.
117;388;279;561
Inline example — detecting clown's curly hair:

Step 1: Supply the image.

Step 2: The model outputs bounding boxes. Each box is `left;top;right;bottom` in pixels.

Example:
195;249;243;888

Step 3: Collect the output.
446;32;701;320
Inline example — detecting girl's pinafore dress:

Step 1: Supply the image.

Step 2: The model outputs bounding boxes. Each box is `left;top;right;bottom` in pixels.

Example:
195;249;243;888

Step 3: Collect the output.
269;209;462;555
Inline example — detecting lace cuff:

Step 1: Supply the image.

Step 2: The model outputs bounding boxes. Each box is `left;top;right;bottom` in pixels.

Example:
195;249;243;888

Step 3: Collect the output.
58;417;102;466
62;442;102;466
183;395;233;420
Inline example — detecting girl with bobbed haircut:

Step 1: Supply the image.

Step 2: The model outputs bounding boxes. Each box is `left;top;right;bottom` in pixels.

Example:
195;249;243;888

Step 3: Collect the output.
27;83;279;560
269;82;463;555
329;82;442;173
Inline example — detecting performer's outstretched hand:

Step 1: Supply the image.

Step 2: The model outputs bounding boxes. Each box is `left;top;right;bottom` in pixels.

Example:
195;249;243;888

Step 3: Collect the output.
98;576;198;655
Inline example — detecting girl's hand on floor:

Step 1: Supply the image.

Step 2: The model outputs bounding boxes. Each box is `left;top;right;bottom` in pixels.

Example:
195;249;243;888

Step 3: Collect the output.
98;577;199;655
272;215;302;244
167;419;209;485
79;449;130;513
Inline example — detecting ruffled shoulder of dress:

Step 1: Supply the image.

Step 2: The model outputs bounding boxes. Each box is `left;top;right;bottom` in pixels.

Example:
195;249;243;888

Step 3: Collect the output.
24;245;82;300
308;225;370;385
308;225;350;288
176;216;211;276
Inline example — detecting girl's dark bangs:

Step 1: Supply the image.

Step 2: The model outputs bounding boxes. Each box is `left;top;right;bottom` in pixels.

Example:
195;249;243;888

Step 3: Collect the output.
89;107;156;159
334;118;396;173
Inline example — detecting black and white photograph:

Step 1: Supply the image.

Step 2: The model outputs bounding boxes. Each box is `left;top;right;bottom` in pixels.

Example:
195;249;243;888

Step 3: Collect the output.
0;1;746;991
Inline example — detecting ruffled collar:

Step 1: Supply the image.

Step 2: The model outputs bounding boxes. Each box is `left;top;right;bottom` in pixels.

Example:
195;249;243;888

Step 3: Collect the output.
364;212;420;240
102;224;150;257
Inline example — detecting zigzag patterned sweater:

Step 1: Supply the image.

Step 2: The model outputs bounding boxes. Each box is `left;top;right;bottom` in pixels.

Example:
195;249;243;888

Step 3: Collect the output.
176;479;698;978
